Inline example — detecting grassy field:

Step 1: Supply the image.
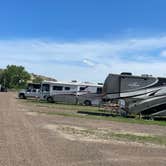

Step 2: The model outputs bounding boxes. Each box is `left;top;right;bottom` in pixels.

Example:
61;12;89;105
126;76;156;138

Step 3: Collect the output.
22;99;166;146
24;99;166;126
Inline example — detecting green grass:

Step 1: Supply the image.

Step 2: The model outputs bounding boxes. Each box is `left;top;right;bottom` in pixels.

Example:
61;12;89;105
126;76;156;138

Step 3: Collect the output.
109;133;166;145
42;111;166;126
25;99;99;112
23;99;166;126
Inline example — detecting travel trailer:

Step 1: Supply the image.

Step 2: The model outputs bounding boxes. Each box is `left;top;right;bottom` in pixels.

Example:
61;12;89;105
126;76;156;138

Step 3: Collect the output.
78;87;102;106
40;81;103;105
103;73;166;117
18;83;41;99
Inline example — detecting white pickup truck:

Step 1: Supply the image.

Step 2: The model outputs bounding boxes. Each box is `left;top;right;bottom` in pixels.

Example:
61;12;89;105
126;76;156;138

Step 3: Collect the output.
18;88;40;99
18;83;41;99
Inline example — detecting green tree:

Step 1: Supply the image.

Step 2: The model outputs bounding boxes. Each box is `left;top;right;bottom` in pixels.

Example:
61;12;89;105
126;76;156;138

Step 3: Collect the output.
3;65;31;89
0;69;5;86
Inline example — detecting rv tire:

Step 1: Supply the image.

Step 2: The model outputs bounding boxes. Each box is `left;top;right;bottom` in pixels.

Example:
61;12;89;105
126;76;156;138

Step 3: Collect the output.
84;100;92;106
47;96;54;103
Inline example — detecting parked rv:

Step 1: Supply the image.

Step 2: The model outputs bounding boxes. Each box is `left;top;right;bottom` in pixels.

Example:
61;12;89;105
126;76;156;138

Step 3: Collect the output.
18;83;41;99
40;81;103;105
103;73;166;117
78;87;102;106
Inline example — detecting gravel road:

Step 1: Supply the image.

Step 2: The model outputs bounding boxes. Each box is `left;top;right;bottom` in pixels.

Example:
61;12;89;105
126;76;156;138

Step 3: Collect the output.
0;92;166;166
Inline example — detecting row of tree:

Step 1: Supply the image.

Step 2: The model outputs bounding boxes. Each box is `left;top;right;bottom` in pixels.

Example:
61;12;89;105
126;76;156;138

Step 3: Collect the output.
0;65;42;89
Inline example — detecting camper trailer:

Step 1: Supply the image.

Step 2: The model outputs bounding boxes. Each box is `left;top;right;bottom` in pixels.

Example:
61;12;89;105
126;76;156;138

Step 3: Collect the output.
41;81;103;105
78;86;102;106
103;73;166;117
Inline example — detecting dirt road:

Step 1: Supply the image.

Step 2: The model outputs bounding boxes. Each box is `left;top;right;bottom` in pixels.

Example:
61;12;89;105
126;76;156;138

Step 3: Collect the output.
0;92;166;166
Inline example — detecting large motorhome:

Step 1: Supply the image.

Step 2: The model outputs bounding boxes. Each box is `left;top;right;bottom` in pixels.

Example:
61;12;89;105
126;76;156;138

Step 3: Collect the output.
103;73;166;117
41;81;103;105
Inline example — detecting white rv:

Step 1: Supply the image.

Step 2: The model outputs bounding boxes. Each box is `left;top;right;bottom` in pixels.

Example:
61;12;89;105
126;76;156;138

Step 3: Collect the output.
40;81;103;105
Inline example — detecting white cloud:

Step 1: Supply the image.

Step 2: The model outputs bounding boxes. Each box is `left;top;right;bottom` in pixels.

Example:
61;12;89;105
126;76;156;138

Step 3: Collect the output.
160;50;166;57
83;59;95;67
1;36;166;82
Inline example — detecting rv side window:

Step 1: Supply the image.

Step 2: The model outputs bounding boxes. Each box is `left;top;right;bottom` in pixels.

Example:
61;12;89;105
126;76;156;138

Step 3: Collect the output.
53;86;63;91
80;87;86;91
42;84;50;92
97;87;102;94
65;87;70;90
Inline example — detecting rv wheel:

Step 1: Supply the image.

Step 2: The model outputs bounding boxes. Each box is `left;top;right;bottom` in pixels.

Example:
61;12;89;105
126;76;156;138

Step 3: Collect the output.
47;96;54;103
84;100;92;106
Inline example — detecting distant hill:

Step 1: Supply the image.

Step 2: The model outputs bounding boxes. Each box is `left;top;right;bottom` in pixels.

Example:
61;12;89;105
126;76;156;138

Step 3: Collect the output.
30;73;57;83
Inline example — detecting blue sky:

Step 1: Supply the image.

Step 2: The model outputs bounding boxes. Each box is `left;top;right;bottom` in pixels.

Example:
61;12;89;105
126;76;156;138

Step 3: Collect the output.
1;0;166;82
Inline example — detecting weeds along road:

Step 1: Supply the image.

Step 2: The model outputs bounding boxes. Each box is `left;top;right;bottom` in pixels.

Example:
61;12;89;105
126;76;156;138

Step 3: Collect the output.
0;92;166;166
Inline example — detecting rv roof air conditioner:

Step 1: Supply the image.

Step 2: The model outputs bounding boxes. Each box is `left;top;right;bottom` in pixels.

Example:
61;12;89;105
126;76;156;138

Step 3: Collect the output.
120;72;132;76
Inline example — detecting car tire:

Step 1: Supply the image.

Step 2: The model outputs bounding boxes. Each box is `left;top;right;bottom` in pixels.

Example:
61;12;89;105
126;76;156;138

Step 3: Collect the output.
19;93;26;99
